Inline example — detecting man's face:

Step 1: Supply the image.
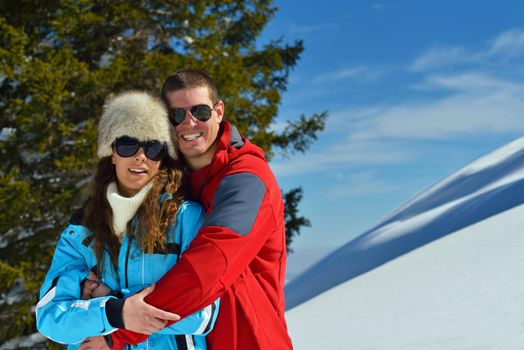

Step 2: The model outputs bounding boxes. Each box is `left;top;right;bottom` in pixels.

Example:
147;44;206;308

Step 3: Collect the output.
166;86;224;170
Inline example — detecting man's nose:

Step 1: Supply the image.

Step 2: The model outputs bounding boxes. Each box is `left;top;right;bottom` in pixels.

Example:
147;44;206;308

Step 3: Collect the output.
179;110;198;125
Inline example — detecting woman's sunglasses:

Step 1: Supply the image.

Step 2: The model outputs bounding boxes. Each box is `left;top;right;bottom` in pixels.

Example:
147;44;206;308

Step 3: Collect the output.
113;136;167;161
168;103;218;126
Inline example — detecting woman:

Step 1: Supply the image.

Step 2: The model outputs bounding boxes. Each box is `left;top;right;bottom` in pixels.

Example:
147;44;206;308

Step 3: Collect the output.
36;91;219;349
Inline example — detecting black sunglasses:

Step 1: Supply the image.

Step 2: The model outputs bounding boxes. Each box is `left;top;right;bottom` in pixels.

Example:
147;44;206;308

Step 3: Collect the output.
168;103;218;126
113;136;167;161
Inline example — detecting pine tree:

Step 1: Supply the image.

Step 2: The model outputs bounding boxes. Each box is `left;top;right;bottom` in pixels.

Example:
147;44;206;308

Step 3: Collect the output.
0;1;327;345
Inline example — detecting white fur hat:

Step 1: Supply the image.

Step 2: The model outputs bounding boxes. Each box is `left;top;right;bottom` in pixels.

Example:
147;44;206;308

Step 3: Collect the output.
97;91;176;159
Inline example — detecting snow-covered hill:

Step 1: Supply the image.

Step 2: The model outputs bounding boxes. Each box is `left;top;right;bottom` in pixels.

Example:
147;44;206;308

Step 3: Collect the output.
285;137;524;309
285;137;524;349
286;203;524;349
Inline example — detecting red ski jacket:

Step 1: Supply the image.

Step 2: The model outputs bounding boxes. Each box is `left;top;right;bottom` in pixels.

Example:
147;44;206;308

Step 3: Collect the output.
110;121;293;349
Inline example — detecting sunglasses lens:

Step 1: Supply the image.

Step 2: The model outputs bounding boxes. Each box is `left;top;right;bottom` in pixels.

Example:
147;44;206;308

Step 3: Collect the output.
114;137;166;161
168;109;187;126
191;105;213;121
144;141;166;161
168;105;214;125
114;136;140;157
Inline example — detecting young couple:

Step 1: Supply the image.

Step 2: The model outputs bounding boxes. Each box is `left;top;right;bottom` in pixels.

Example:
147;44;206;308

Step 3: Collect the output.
36;69;293;350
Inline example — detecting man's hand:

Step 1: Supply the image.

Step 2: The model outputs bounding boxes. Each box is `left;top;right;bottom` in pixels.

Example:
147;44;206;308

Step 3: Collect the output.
78;336;110;350
122;283;181;334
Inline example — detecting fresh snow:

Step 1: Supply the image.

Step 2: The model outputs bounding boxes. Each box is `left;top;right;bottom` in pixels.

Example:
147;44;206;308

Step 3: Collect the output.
285;136;524;309
285;136;524;349
286;204;524;349
0;333;47;350
0;127;16;141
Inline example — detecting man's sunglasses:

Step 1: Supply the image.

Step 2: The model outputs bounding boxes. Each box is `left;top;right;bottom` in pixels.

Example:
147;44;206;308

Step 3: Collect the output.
168;103;217;126
113;136;167;161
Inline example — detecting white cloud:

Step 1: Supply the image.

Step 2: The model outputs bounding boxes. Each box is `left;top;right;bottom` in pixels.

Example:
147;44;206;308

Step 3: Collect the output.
288;23;339;36
410;28;524;71
410;46;472;71
326;172;396;199
314;66;385;83
413;72;513;91
349;73;524;141
274;29;524;178
271;140;416;177
487;29;524;58
371;3;385;11
273;71;524;177
315;67;363;82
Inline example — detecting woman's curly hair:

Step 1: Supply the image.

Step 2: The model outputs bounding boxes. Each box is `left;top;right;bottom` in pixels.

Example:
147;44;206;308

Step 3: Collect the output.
82;156;185;276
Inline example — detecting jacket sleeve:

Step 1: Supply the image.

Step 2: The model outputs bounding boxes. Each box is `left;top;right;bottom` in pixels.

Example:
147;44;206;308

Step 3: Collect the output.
36;226;118;344
158;200;220;336
157;298;219;335
111;171;278;347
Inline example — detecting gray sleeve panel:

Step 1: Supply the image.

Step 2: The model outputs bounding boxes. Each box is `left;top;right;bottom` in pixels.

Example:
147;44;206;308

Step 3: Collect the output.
203;172;266;236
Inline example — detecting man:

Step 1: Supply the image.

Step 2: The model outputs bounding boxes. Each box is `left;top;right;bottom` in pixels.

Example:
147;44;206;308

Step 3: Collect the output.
108;69;293;349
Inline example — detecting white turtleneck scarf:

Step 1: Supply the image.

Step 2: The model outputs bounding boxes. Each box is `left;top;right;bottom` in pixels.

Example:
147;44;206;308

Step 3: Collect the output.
106;181;154;240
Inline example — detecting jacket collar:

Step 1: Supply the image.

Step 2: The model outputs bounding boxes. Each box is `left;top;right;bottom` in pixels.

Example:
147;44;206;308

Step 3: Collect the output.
186;121;266;200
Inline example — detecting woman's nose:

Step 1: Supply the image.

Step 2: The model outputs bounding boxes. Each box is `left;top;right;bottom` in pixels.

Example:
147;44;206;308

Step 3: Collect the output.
134;147;147;161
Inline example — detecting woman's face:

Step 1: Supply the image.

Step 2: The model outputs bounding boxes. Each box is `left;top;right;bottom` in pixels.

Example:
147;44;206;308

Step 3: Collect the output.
112;147;161;197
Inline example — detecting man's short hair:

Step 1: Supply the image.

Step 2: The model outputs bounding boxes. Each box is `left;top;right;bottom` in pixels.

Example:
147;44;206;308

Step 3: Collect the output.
161;69;220;105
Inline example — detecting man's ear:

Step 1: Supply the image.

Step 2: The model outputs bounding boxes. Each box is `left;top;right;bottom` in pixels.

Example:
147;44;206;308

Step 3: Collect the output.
214;100;224;123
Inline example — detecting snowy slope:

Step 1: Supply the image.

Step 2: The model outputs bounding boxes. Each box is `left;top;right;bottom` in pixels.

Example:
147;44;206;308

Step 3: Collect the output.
285;137;524;310
286;203;524;349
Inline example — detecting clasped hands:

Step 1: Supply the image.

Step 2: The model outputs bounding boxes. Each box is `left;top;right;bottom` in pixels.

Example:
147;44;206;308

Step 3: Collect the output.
78;272;180;350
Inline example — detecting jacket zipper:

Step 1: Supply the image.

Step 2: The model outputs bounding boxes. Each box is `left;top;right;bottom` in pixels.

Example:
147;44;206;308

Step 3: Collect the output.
124;237;133;350
124;236;132;288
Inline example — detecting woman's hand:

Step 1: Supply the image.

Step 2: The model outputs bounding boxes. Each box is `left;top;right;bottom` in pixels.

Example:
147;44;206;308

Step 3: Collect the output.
78;336;110;350
81;272;112;299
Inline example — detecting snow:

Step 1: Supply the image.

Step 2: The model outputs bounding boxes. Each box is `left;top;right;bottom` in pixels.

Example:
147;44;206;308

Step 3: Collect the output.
21;150;47;163
285;136;524;349
0;127;16;141
286;204;524;349
97;53;114;68
0;279;25;306
285;136;524;309
0;333;47;350
384;136;524;220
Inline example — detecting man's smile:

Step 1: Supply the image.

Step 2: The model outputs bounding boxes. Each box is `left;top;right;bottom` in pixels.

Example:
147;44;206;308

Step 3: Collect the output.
181;132;204;141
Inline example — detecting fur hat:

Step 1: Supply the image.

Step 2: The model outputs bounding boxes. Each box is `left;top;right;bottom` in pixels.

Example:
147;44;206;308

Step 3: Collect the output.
97;91;176;159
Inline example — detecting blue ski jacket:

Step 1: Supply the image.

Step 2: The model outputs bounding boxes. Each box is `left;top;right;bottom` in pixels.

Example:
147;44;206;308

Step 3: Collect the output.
36;200;219;350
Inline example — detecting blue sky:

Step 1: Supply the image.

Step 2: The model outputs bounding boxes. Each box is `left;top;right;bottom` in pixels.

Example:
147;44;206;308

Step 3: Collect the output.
257;0;524;277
